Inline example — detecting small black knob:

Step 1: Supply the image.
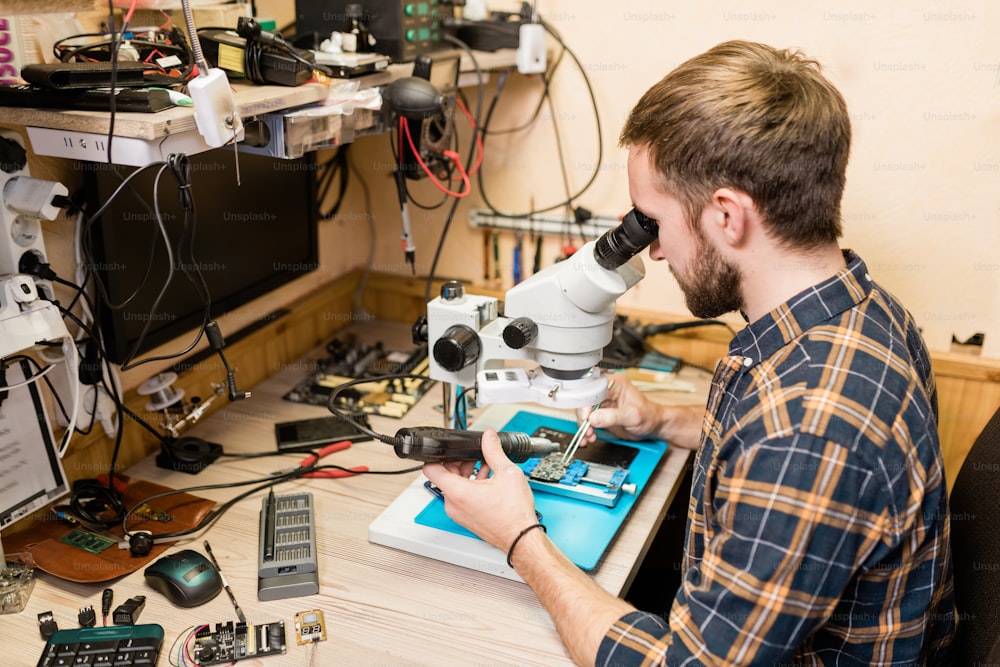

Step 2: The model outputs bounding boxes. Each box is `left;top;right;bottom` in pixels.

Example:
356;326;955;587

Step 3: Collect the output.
433;325;480;372
0;136;27;174
411;315;428;344
503;317;537;349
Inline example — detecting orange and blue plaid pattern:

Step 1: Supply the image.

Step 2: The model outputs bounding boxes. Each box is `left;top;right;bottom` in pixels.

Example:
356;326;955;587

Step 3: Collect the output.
598;252;956;666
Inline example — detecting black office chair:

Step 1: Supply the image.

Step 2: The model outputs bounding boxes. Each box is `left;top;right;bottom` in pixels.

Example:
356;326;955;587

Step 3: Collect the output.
950;404;1000;665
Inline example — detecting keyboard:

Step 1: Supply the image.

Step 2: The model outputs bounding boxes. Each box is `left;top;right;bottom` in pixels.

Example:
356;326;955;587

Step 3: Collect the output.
36;623;163;667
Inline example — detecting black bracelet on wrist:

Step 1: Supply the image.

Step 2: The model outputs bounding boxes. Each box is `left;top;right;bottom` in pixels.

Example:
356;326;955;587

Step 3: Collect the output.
506;522;547;568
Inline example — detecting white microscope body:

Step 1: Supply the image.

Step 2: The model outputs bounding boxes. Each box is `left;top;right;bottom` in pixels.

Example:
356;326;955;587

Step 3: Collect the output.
426;210;658;410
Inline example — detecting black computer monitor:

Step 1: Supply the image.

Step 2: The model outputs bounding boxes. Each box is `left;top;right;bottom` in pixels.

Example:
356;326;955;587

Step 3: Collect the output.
84;149;320;365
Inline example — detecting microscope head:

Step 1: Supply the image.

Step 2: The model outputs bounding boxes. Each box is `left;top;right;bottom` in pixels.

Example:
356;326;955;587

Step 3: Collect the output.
427;209;658;409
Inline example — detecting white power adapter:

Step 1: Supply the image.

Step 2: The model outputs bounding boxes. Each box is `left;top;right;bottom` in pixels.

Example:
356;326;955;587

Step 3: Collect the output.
517;22;547;75
187;68;245;148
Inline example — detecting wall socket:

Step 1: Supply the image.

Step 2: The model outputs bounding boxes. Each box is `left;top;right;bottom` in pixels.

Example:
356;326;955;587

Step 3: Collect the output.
0;129;59;301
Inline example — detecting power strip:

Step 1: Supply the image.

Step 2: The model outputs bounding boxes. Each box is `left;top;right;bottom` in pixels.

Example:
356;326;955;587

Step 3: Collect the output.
25;126;217;167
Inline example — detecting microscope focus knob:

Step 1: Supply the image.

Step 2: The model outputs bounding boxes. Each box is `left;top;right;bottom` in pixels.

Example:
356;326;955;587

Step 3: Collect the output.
433;325;480;372
502;317;538;350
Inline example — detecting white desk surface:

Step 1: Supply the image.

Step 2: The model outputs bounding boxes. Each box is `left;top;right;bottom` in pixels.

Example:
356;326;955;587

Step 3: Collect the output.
8;327;707;666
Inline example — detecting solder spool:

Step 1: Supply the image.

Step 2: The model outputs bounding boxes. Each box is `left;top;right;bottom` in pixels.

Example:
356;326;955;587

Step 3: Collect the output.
137;372;185;412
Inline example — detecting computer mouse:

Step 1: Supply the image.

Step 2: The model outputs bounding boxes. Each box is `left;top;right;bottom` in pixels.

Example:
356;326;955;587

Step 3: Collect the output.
144;549;223;608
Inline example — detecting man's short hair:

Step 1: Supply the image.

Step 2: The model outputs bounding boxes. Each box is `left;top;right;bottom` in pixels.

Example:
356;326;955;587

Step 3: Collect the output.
620;40;851;248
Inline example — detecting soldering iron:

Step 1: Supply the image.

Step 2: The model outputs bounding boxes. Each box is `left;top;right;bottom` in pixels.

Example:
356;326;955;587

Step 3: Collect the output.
392;426;559;463
325;373;560;463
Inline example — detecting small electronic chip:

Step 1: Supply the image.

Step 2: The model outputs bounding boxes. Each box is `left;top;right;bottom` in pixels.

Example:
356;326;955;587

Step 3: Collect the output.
294;609;327;644
59;528;116;554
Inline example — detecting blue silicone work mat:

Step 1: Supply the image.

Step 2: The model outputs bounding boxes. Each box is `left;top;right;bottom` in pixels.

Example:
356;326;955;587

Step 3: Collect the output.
414;410;668;570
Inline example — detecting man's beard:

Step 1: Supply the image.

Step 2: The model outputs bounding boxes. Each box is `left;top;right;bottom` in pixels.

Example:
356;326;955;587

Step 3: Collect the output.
671;234;743;319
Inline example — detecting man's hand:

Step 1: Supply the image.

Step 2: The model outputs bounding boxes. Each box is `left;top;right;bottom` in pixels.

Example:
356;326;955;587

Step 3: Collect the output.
583;376;703;450
422;429;538;552
582;376;663;442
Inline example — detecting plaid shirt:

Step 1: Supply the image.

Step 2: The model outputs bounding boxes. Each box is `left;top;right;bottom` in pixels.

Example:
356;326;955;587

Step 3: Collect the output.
598;252;956;666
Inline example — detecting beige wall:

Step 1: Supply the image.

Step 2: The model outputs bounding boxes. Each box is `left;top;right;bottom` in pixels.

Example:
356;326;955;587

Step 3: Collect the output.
335;0;1000;358
12;0;1000;396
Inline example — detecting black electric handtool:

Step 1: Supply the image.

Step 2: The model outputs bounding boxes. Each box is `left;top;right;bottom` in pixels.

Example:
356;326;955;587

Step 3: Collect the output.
392;427;560;463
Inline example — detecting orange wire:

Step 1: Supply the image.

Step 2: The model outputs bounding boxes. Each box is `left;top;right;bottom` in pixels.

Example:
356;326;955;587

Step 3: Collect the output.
123;0;139;24
455;97;484;176
401;117;471;198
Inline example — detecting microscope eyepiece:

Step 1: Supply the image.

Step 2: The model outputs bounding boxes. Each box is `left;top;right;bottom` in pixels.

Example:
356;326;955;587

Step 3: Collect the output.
594;208;659;270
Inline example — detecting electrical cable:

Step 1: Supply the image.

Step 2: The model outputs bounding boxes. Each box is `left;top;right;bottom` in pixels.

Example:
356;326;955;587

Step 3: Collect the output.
422;33;485;305
0;358;54;391
107;1;129;163
347;149;376;319
480;47;565;137
48;274;170;504
52;29;195;83
643;319;739;338
3;353;84;434
80;164;167;312
325;373;437;446
545;90;576;223
400;116;471;197
387;120;449;212
121;472;301;542
474;16;602;219
120;456;421;544
114;154;212;371
168;624;204;667
317;145;350;220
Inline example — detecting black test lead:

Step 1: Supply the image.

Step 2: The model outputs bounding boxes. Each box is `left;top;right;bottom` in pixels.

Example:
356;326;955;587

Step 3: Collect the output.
204;540;246;623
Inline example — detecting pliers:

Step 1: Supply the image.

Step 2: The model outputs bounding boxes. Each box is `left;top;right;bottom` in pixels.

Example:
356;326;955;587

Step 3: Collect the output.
274;441;369;479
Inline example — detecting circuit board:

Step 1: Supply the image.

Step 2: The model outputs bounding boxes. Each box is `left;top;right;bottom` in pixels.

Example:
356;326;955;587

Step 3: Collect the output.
294;609;327;645
283;334;435;419
521;427;639;508
193;621;286;665
59;528;116;554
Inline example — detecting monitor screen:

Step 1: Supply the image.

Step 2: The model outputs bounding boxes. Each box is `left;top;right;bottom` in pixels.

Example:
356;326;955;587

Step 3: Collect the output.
0;359;69;532
84;149;320;365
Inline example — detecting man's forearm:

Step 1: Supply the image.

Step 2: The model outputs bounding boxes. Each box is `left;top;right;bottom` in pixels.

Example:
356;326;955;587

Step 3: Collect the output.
657;404;703;450
511;528;635;665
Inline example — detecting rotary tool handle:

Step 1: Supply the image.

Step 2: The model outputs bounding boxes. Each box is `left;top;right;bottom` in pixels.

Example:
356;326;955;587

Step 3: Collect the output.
392;427;558;463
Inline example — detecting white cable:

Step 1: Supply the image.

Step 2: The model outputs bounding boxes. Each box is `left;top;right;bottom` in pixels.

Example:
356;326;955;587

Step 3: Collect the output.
58;335;79;457
71;208;94;334
74;206;122;437
0;362;54;391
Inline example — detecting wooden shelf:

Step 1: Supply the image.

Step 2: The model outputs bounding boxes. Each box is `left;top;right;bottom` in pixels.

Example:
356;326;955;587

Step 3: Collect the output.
0;48;516;142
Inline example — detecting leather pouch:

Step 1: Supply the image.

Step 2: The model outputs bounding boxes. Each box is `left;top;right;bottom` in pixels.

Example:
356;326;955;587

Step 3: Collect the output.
2;478;215;583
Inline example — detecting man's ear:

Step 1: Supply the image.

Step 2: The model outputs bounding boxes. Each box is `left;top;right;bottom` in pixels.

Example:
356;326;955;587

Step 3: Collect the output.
710;187;756;247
